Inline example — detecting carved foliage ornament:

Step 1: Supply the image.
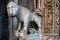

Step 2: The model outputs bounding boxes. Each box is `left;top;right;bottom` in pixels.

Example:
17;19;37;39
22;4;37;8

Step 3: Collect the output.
44;0;54;35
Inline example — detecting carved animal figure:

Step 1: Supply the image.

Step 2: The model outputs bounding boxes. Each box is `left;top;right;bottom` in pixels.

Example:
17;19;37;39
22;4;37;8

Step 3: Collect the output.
7;2;43;40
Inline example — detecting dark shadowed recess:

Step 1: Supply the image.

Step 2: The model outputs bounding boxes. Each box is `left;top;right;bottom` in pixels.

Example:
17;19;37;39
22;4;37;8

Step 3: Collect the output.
1;0;9;40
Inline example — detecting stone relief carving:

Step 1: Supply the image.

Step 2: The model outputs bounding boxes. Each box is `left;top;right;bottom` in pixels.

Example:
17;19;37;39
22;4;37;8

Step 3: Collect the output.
7;1;43;40
7;0;59;40
42;0;59;40
44;0;53;35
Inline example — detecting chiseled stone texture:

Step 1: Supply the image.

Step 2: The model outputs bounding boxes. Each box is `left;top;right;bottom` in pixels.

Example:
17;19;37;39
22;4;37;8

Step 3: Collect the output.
25;29;43;40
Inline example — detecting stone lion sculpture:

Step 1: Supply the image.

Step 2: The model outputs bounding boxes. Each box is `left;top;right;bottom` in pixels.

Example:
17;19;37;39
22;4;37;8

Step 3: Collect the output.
7;2;43;40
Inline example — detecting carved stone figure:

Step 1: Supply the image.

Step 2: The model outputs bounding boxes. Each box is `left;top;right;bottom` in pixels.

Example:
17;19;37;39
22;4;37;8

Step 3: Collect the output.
7;2;43;40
